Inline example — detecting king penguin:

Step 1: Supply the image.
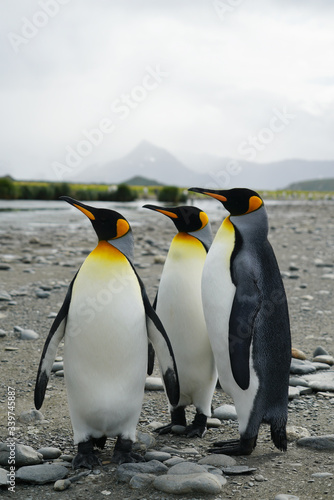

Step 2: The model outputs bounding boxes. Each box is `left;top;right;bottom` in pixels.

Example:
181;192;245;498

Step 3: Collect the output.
34;197;179;468
188;187;291;455
143;205;217;437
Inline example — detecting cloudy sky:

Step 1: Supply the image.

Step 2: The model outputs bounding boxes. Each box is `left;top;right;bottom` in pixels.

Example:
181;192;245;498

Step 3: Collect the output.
1;0;334;181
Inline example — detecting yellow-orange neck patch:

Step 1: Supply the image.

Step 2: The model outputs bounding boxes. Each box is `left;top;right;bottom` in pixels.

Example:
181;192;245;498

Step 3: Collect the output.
245;196;263;214
115;218;130;238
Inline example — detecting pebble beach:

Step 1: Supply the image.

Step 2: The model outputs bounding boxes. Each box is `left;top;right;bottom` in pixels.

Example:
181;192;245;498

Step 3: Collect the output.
0;197;333;499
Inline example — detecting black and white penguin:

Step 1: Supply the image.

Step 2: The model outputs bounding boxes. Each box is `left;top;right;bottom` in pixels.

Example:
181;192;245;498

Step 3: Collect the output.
188;187;291;455
35;197;179;468
143;205;217;437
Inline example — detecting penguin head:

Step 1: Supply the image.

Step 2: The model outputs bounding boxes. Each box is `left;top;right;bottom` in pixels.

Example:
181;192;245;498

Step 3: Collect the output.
143;204;209;232
60;197;133;258
188;187;263;216
143;204;213;251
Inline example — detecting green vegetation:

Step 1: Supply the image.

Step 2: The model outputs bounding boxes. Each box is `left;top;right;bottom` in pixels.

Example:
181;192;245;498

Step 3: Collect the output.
286;178;334;191
158;186;187;203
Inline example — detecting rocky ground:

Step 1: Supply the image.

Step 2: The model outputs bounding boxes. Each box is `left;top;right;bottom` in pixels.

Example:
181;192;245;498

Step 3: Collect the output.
0;199;334;499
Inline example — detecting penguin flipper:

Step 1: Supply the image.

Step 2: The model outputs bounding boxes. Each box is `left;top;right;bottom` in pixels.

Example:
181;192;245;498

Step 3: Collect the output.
34;274;76;410
147;291;158;375
130;267;179;406
229;276;261;390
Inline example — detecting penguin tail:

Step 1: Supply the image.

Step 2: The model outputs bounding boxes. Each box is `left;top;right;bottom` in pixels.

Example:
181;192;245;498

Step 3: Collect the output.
270;419;288;451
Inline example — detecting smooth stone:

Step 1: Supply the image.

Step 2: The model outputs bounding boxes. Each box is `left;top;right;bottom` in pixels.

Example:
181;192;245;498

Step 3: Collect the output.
213;404;238;421
18;409;44;424
311;472;333;478
54;478;71;491
297;435;334;451
207;417;221;428
0;467;8;486
13;325;23;333
35;289;50;299
153;472;224;495
20;329;39;340
275;495;300;500
312;355;334;366
312;362;330;371
0;443;43;467
145;451;171;462
16;463;68;484
286;426;311;441
198;454;237;467
313;346;329;356
145;377;164;391
0;290;12;301
297;386;313;395
171;425;186;435
291;347;307;360
135;431;156;451
222;465;257;475
0;329;7;337
288;386;300;399
290;358;317;375
129;473;156;489
303;371;334;391
201;464;223;476
164;457;185;467
147;421;164;431
0;263;12;271
37;447;62;460
55;370;64;377
51;362;64;372
289;376;309;387
167;462;208;475
116;460;168;483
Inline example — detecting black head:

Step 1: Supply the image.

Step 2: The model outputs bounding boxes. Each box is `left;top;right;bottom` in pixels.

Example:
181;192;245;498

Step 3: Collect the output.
143;204;209;233
188;187;263;216
60;197;131;241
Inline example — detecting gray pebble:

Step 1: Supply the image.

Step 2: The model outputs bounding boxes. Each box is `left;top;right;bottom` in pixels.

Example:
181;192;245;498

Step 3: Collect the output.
54;478;72;491
0;443;43;467
18;409;44;424
116;460;168;483
207;417;221;428
275;495;299;500
164;457;185;467
198;454;237;467
129;473;156;489
311;472;333;478
171;425;186;435
0;263;12;271
288;386;301;399
51;361;64;372
213;404;238;421
153;472;225;495
55;370;64;377
312;362;331;371
286;426;311;441
313;346;329;356
303;370;334;391
0;329;7;337
290;358;317;375
35;289;50;299
167;462;208;475
37;447;62;460
297;434;334;451
16;463;68;484
19;329;39;340
134;431;156;451
145;377;164;391
145;451;171;462
0;467;8;486
289;376;309;387
313;354;334;365
222;465;257;475
0;290;12;301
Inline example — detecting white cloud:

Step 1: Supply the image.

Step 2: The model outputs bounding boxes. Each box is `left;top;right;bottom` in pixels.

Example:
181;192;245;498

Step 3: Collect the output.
0;0;333;179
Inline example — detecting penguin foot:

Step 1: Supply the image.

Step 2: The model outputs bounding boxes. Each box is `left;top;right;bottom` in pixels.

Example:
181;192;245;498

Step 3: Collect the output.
208;436;257;456
111;436;144;465
155;406;187;435
185;411;207;438
72;440;101;469
93;436;107;450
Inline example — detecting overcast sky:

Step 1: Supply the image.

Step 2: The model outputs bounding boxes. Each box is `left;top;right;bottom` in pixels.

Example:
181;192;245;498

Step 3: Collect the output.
1;0;334;181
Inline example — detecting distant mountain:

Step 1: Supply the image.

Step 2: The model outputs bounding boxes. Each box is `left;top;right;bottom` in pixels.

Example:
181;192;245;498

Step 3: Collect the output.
286;178;334;191
79;141;209;187
122;175;162;186
78;141;334;190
